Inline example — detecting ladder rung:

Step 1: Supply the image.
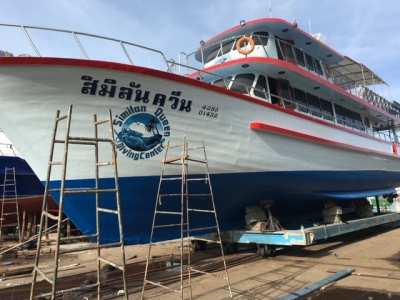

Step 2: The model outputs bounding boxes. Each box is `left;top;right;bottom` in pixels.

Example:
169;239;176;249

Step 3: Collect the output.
144;279;180;293
190;194;211;197
163;157;184;164
42;211;59;221
49;161;64;165
161;177;182;181
188;226;217;232
48;188;118;194
57;115;68;121
187;209;215;213
187;146;205;150
159;193;185;197
2;212;18;216
96;161;113;166
59;233;97;241
98;207;118;214
1;200;18;204
190;267;221;278
154;223;187;229
160;177;207;182
101;241;123;248
69;136;113;143
156;210;182;215
187;158;207;164
95;119;110;125
187;178;207;181
35;266;54;284
168;144;184;149
0;222;18;227
98;256;123;271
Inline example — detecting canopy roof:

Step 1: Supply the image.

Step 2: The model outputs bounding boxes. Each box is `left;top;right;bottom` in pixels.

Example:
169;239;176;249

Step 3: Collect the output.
329;56;386;89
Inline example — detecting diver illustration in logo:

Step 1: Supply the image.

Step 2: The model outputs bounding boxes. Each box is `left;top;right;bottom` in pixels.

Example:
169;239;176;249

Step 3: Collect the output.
114;106;170;160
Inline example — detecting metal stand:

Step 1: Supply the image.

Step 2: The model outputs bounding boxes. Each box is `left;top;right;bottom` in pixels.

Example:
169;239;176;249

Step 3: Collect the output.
29;105;128;300
0;167;20;241
141;138;232;299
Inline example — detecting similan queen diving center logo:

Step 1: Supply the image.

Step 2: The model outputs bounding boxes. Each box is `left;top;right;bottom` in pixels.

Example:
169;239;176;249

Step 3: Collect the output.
113;105;170;160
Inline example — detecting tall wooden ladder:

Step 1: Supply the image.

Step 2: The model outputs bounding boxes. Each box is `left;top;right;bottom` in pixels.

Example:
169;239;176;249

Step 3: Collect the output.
29;105;128;300
141;138;232;299
0;167;20;241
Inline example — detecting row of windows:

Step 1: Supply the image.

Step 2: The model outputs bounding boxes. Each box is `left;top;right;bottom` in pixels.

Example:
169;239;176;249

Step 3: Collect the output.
212;73;365;131
276;39;324;76
204;32;270;63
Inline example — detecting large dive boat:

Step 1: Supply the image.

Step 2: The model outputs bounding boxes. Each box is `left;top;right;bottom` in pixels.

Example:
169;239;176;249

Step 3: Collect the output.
0;18;399;244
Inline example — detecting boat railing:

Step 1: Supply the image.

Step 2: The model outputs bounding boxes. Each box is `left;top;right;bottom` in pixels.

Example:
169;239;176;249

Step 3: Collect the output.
260;93;396;144
0;23;235;86
0;142;17;157
0;23;176;71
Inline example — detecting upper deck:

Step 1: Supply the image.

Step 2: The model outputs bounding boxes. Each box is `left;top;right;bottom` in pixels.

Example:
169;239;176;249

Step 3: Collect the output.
193;18;400;130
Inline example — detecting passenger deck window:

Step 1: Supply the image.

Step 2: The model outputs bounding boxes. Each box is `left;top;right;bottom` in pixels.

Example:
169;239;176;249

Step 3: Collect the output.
268;77;280;104
305;54;315;71
280;41;296;64
275;40;284;60
230;73;255;94
314;59;324;75
307;93;322;116
279;80;292;100
294;88;307;107
205;46;220;63
254;75;268;99
319;98;334;120
253;32;269;46
221;39;235;54
294;48;305;67
334;104;364;130
213;76;232;88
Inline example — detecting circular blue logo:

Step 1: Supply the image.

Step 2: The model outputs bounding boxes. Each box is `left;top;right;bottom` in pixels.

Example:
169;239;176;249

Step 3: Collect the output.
114;106;170;160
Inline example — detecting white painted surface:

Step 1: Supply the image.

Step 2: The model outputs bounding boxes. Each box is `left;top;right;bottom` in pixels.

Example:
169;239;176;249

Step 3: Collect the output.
0;64;398;181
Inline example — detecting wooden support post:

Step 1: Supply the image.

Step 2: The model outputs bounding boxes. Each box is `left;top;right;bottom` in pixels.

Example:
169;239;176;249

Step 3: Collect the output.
27;214;32;239
66;220;71;238
21;210;26;242
32;214;37;235
376;197;381;214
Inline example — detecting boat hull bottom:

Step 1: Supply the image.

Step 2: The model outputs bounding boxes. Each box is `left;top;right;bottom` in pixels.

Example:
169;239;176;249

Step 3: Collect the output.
49;170;400;245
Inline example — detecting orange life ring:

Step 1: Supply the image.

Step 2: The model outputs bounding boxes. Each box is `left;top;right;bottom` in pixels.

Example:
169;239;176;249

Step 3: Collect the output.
236;36;255;55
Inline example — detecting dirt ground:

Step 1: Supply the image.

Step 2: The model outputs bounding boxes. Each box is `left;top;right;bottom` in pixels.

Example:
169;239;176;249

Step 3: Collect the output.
1;222;400;299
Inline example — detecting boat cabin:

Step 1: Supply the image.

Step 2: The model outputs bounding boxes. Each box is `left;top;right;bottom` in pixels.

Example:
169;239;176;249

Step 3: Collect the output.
193;18;400;142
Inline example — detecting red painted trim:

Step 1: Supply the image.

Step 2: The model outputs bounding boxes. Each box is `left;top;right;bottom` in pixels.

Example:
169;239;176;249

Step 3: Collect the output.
196;57;396;122
204;18;343;58
0;57;390;145
251;121;398;160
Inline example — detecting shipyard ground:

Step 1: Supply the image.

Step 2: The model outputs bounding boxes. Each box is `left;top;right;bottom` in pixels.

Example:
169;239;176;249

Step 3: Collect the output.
1;223;399;299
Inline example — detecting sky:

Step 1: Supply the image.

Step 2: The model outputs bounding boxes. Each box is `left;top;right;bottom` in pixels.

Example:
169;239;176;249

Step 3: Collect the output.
0;0;399;100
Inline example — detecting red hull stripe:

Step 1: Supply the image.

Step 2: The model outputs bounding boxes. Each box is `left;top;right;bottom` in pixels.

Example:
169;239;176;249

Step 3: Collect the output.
198;57;395;121
0;57;391;145
250;121;398;160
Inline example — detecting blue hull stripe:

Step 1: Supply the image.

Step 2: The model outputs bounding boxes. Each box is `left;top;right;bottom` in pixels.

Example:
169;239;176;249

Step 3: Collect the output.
49;170;400;245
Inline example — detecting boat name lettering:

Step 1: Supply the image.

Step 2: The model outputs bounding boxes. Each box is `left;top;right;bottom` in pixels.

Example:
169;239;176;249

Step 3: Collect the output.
113;105;170;160
81;75;192;112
